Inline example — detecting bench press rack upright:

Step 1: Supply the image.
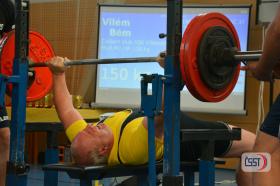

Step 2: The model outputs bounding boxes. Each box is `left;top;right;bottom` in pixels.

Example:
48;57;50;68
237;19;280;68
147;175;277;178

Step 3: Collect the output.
161;0;183;185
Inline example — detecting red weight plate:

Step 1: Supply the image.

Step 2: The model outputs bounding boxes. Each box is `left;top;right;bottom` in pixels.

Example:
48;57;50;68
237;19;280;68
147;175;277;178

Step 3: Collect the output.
180;15;204;100
180;12;240;102
0;31;54;102
180;16;194;87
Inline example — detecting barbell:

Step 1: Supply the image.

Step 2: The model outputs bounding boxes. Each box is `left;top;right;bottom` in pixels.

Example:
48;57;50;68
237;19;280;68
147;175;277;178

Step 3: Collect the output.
28;50;262;68
0;12;268;103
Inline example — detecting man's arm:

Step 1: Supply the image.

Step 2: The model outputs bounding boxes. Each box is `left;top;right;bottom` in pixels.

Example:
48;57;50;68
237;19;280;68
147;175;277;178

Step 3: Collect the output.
48;57;83;129
251;5;280;80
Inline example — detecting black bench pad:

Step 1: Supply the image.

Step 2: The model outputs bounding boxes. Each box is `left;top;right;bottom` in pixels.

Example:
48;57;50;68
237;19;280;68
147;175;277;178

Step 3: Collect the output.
43;161;199;179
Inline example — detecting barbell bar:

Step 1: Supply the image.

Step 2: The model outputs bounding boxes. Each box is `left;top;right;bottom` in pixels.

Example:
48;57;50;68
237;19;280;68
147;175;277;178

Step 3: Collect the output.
29;57;158;67
234;51;262;61
28;50;262;68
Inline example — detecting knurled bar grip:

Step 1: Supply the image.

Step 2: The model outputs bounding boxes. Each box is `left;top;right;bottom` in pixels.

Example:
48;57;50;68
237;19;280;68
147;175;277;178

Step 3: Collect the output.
29;57;158;67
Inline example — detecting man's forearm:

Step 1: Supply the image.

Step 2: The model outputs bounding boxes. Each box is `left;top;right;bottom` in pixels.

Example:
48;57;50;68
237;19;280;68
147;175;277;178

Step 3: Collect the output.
53;74;82;129
53;74;72;111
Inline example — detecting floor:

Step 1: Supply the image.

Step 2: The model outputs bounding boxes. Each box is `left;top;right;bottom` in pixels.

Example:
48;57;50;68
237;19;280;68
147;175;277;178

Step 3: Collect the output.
25;165;237;186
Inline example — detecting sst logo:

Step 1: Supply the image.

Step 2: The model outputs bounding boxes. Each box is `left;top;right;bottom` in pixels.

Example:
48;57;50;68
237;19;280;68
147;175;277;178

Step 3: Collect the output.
241;152;271;172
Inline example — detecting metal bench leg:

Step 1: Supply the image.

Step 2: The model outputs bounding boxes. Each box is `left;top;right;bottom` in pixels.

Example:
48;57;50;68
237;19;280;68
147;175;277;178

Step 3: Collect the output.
199;160;215;186
184;168;195;186
199;140;215;186
44;148;59;186
6;174;28;186
44;131;59;186
137;175;149;186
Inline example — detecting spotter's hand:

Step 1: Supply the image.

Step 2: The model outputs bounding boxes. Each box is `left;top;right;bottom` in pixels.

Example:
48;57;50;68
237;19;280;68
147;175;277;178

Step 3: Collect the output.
245;62;273;81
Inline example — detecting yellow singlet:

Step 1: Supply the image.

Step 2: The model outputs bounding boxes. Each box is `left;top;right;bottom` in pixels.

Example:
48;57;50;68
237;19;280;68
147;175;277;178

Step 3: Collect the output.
65;110;163;166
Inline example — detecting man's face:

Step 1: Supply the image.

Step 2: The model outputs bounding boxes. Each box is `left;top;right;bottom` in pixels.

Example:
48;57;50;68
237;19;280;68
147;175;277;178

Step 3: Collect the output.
80;123;114;151
71;123;114;165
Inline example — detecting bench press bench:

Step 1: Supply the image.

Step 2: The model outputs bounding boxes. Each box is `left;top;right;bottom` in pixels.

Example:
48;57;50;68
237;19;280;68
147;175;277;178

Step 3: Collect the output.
43;161;199;186
42;127;241;186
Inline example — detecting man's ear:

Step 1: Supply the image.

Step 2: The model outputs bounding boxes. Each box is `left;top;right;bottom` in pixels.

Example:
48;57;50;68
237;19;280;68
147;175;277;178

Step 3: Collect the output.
98;146;109;156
